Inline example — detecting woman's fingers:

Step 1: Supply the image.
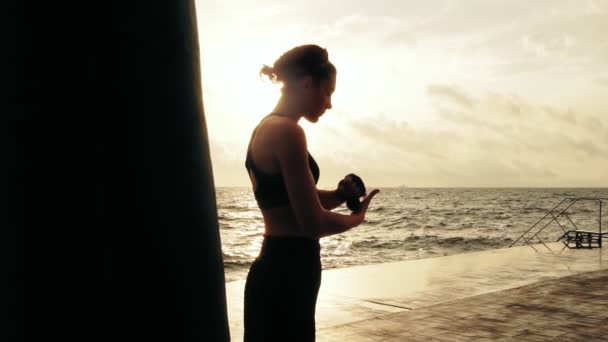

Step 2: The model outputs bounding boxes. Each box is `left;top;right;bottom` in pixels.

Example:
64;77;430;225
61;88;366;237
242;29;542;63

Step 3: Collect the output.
360;189;380;210
364;189;380;200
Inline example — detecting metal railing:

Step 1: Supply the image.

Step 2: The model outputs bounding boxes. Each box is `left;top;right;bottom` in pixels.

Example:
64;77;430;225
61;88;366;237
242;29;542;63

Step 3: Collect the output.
510;197;607;248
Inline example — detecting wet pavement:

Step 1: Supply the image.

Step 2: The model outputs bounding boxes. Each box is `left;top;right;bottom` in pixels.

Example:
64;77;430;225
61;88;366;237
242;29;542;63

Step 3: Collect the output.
225;242;607;341
317;268;608;341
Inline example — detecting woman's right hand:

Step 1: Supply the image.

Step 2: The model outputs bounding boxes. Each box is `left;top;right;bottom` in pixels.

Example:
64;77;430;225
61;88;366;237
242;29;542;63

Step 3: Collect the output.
352;189;380;224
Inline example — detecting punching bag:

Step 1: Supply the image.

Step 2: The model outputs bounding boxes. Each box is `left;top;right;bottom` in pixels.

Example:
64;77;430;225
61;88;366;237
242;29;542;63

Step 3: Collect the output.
5;1;230;341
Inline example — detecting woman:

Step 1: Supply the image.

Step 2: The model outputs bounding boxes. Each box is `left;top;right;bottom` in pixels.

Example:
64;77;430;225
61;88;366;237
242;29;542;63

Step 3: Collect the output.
243;44;380;342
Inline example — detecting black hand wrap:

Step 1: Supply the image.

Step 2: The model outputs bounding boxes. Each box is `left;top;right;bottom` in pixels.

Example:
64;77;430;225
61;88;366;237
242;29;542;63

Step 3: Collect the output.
337;173;366;212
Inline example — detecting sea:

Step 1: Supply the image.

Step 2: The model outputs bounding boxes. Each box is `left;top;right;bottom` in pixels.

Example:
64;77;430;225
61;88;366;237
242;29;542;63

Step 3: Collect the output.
217;187;608;282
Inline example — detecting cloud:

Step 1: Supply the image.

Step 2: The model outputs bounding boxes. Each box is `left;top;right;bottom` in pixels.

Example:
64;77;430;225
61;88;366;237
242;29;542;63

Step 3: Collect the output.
423;84;608;185
347;118;459;161
427;85;473;109
429;84;602;132
493;60;554;75
542;106;577;125
441;3;608;78
438;110;512;136
381;29;417;48
595;77;608;87
311;14;419;50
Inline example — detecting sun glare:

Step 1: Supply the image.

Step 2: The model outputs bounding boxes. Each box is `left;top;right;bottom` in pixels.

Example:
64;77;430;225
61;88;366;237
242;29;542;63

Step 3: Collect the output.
238;75;280;122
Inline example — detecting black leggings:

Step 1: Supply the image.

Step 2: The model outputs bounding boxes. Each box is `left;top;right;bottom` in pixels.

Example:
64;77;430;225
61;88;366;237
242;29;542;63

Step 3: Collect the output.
244;236;322;342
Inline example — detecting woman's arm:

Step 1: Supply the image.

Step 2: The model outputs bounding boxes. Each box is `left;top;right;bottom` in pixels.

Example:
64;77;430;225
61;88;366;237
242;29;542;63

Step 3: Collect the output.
317;189;380;238
275;123;363;238
319;175;367;211
318;189;344;211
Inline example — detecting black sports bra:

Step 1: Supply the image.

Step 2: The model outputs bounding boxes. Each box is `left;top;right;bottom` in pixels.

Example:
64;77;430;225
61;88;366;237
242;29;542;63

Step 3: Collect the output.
245;114;320;209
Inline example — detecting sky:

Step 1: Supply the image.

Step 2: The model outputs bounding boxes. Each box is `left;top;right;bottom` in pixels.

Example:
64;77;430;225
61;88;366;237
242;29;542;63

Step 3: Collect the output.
195;0;608;188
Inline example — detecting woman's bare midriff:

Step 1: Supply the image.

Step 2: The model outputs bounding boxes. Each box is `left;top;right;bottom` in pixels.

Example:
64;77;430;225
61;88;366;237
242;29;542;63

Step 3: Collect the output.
260;206;317;238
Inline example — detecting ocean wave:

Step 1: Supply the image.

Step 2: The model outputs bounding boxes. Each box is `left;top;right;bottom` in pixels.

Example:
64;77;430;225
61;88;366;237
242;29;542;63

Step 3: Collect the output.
382;219;407;228
553;192;576;197
523;207;548;212
431;236;513;247
224;260;252;268
570;208;595;214
217;213;238;221
350;235;513;250
222;250;256;266
217;205;251;210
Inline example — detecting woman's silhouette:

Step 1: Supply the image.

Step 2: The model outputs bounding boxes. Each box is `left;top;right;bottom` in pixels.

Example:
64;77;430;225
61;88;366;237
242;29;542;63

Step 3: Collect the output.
243;44;380;341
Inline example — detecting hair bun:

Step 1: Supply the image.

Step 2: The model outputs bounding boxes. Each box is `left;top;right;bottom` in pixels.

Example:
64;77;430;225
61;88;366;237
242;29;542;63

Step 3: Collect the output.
320;47;329;62
259;64;277;82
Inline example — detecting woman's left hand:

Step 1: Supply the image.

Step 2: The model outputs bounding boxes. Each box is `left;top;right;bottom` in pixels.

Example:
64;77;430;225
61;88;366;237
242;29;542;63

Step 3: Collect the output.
337;173;366;201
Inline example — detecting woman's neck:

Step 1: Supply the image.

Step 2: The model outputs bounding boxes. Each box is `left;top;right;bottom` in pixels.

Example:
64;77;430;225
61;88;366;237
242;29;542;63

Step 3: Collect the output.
272;95;304;122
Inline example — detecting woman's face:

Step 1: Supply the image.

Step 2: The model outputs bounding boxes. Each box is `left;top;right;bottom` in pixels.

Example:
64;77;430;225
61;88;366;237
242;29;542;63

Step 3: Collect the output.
304;74;336;123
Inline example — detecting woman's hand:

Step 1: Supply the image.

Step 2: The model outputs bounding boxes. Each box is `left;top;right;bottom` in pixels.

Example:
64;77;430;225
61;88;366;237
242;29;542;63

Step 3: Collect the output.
352;189;380;224
337;174;366;200
337;174;367;212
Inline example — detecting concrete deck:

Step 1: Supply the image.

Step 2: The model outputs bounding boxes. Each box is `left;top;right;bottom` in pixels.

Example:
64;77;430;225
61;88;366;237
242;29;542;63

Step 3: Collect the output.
317;269;608;341
225;242;607;341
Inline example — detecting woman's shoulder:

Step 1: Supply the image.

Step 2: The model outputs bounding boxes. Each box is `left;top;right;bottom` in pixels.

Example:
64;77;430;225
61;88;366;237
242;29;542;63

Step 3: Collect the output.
258;115;305;141
253;117;306;157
